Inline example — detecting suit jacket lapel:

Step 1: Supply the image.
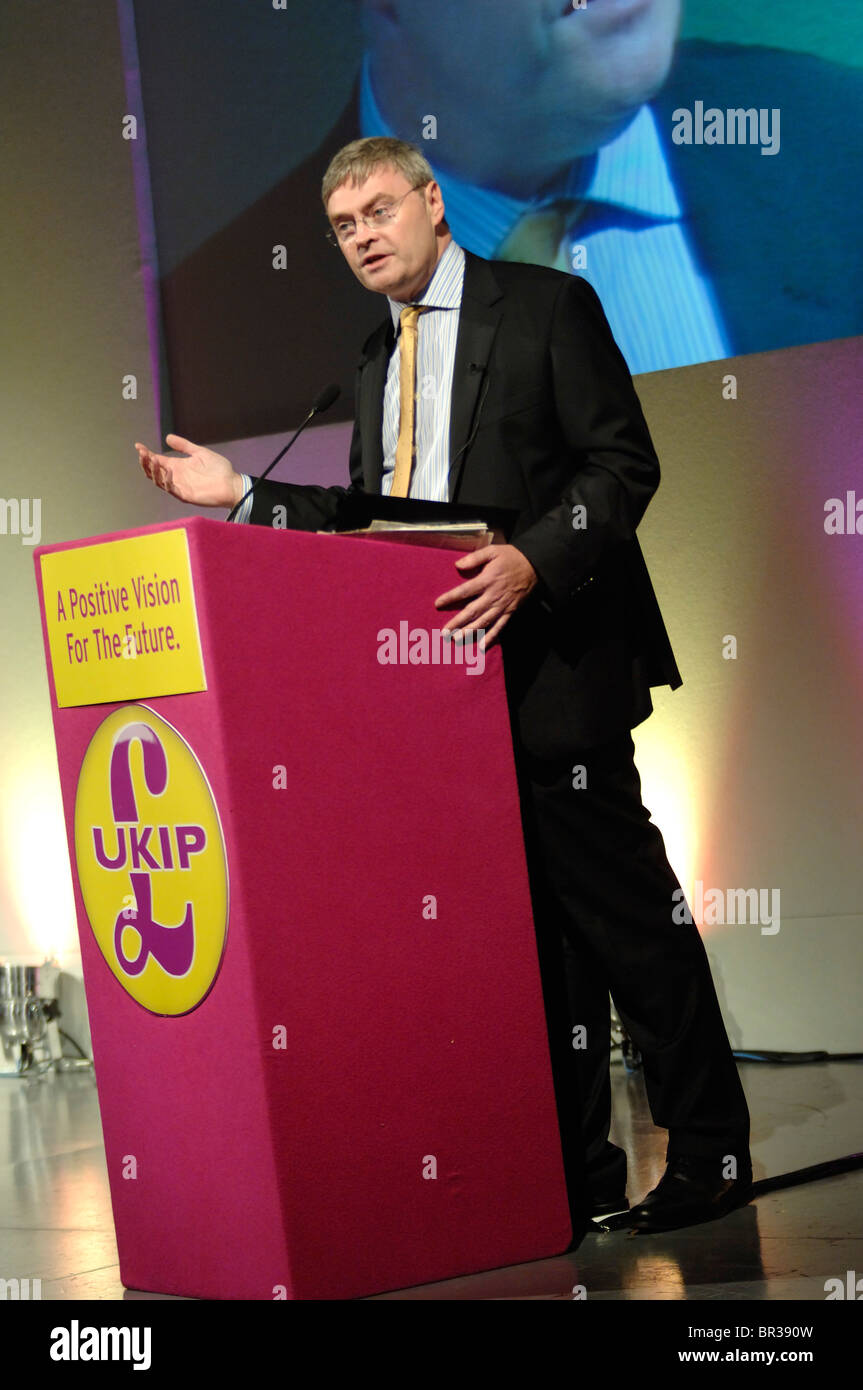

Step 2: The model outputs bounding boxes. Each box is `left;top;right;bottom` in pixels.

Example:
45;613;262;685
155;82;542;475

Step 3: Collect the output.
355;318;393;493
447;252;504;500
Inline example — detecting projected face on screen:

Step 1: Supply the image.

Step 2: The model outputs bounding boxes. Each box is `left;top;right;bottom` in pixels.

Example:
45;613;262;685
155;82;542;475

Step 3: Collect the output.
130;0;863;442
363;0;683;187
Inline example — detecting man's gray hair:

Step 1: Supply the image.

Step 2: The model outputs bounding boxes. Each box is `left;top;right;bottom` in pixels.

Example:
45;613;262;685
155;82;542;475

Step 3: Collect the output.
321;136;435;209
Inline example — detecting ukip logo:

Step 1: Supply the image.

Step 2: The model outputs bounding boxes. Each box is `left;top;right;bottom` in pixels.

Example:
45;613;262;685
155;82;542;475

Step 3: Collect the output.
74;706;228;1015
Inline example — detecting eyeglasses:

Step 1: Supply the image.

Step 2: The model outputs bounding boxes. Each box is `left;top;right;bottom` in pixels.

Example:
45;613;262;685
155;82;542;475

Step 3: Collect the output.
326;184;429;246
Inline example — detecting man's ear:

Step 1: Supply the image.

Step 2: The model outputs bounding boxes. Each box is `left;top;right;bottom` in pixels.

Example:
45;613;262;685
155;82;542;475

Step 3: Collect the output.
427;181;447;228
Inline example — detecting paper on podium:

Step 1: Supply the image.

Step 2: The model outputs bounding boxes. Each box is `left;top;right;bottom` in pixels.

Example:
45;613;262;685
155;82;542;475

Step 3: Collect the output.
323;519;503;551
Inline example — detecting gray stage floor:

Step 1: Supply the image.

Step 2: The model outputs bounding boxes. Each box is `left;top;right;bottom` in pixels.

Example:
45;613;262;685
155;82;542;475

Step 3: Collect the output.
1;1059;860;1301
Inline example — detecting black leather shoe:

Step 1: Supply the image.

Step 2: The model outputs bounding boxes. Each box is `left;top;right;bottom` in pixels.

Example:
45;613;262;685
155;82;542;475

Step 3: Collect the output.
628;1155;753;1233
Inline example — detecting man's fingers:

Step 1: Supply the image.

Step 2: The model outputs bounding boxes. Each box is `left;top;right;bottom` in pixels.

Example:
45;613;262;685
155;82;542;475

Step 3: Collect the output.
137;446;174;493
164;433;198;456
443;595;503;634
441;592;489;625
454;545;497;572
435;578;486;608
156;463;177;496
480;613;510;650
136;447;157;482
136;443;168;470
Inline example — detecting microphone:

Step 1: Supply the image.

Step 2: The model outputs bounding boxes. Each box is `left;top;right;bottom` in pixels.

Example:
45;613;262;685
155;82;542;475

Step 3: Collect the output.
225;382;341;522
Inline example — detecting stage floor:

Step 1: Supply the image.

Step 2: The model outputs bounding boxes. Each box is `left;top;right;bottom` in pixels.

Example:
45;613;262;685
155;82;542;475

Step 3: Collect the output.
1;1060;860;1301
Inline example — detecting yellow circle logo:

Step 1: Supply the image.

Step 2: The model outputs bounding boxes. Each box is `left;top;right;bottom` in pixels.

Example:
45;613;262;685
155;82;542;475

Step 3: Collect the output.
74;705;229;1015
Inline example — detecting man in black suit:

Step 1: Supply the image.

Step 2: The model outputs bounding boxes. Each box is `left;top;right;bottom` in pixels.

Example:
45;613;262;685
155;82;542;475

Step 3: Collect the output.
137;136;752;1232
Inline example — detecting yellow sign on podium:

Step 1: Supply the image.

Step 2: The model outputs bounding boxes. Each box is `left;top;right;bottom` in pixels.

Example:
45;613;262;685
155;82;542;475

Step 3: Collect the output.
40;529;207;707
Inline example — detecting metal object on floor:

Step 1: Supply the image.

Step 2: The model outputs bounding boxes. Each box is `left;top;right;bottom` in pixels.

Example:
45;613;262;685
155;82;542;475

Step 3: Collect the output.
0;961;91;1077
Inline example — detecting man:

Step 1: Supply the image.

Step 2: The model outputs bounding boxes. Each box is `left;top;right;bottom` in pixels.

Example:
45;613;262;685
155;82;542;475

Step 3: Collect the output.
138;136;752;1233
157;0;862;440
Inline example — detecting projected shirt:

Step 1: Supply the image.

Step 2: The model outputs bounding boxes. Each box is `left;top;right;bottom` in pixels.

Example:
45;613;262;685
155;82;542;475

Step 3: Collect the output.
360;57;730;377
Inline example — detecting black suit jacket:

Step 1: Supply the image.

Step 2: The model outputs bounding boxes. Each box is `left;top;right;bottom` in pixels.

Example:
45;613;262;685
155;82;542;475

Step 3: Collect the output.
248;250;681;757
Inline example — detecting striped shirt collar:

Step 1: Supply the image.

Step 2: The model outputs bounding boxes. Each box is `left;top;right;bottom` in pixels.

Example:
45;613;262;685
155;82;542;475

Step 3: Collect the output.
360;54;682;260
387;238;465;332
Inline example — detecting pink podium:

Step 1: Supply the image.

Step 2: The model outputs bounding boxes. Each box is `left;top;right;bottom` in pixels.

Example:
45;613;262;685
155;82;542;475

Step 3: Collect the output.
34;517;574;1299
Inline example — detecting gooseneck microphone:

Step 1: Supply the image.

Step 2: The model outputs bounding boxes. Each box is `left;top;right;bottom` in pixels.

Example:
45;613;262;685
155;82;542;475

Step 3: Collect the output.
225;382;341;522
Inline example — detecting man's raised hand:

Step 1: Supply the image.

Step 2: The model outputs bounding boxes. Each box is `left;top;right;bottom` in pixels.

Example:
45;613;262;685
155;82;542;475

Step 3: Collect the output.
135;434;245;509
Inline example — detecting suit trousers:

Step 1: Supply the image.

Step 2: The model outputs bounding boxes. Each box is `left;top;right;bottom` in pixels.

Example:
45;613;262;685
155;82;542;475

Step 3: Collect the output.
512;732;751;1199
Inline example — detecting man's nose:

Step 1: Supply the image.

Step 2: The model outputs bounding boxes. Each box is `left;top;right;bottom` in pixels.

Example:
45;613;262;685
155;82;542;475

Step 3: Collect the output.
354;218;377;251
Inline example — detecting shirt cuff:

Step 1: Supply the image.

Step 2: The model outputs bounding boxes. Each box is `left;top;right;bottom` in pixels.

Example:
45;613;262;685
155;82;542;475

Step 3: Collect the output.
231;475;254;524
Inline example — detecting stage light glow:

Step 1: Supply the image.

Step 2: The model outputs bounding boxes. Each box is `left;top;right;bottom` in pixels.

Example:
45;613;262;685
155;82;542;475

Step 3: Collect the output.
1;762;77;963
633;725;700;919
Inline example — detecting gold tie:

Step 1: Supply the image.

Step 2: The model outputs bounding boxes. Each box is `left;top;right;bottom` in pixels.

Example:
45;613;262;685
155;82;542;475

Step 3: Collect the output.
390;304;427;498
496;200;586;273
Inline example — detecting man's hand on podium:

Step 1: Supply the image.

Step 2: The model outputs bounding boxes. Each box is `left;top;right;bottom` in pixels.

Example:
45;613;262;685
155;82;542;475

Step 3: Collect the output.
436;544;538;651
135;435;245;509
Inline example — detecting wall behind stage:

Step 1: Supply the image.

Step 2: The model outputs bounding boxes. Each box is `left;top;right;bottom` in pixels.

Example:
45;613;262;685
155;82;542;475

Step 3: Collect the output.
1;1;861;1076
0;1;185;1054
